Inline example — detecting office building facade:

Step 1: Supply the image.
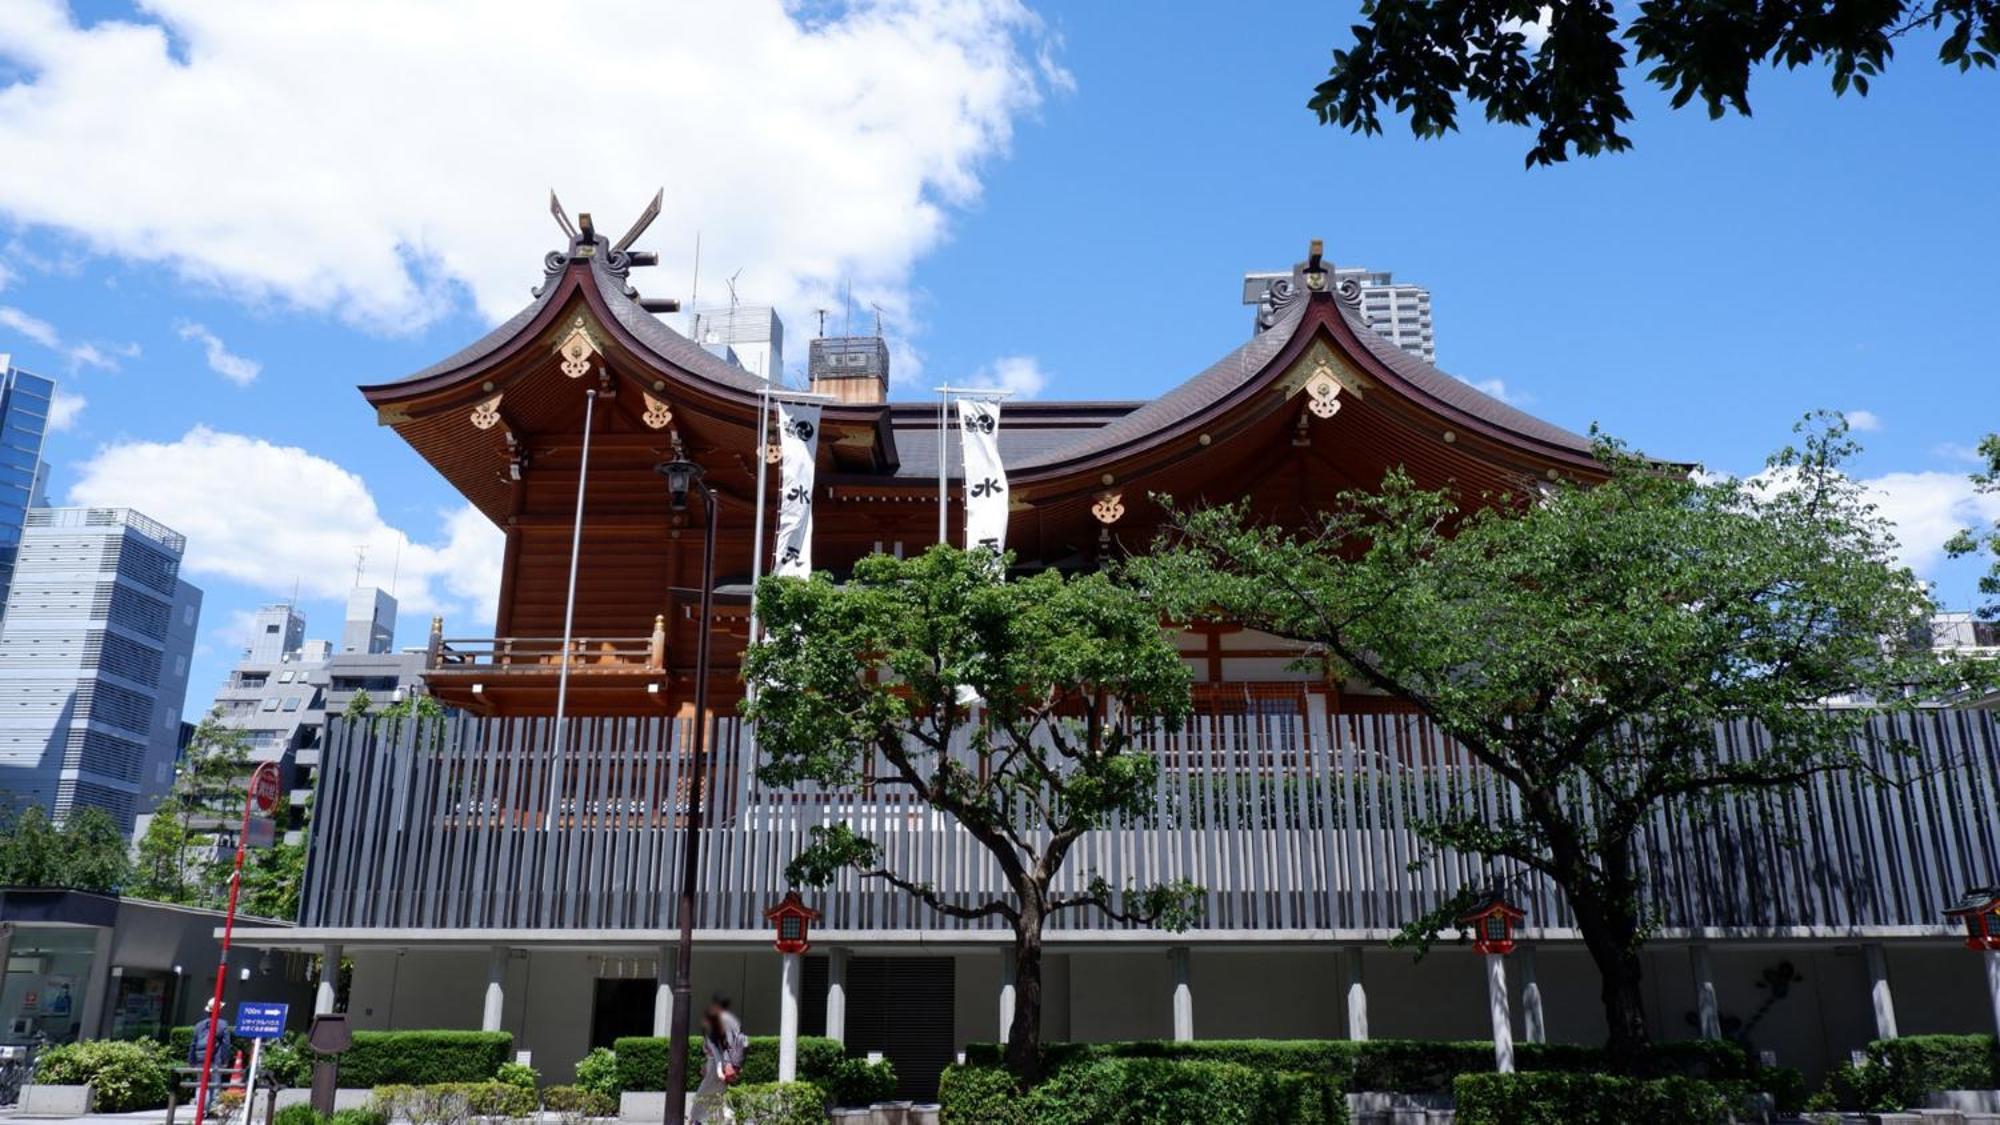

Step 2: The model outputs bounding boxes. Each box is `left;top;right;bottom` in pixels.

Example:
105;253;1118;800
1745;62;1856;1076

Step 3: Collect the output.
0;508;200;830
0;357;56;617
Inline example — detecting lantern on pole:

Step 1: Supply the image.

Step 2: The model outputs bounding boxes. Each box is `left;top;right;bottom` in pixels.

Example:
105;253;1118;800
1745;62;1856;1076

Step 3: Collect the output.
766;891;820;955
765;892;821;1083
1458;893;1526;956
1944;886;2000;1038
1944;887;2000;951
1457;893;1527;1074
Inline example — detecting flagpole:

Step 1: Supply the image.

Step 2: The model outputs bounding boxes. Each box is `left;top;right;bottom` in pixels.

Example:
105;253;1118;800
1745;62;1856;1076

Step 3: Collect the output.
934;385;1016;548
747;382;773;654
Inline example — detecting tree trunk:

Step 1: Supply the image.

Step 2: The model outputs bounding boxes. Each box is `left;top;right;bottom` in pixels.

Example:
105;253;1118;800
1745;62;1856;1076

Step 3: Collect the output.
1002;902;1046;1082
1573;889;1652;1071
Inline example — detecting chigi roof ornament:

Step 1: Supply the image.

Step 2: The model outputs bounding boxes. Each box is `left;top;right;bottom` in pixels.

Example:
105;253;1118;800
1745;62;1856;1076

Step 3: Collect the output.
537;189;681;314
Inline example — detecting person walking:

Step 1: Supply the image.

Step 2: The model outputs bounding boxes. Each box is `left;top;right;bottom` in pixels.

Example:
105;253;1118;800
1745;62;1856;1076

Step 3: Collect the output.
689;1002;742;1123
188;999;234;1119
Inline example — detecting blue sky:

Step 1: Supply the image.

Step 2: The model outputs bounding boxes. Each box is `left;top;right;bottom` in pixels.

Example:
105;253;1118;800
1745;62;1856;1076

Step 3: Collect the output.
1;0;1996;715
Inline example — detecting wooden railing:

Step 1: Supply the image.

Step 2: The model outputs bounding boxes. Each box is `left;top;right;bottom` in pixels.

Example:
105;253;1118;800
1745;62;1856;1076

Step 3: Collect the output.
424;615;666;672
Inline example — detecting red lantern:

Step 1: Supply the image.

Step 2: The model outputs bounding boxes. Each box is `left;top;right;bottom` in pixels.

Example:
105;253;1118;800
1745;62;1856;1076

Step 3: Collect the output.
765;891;821;955
1944;887;2000;951
1457;894;1526;956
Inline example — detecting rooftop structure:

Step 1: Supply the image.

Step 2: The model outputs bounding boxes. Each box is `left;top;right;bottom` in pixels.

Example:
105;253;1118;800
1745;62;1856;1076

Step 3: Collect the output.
684;303;783;381
1245;266;1435;363
0;357;56;617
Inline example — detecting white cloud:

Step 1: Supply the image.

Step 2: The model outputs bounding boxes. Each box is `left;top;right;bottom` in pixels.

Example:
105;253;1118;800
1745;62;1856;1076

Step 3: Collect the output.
64;342;119;372
46;388;84;431
175;320;261;385
0;1;1063;350
1504;6;1555;48
1859;470;2000;576
0;304;60;349
1846;409;1882;432
961;354;1049;398
66;427;504;624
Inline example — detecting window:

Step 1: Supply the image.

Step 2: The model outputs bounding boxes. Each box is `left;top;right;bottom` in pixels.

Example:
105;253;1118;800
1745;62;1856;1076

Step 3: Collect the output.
279;670;294;683
282;697;301;712
265;624;280;634
261;697;280;712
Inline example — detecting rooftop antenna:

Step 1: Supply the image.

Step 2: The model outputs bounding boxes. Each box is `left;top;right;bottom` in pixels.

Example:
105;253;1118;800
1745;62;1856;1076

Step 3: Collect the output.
688;231;703;340
352;545;367;589
814;308;829;337
871;302;884;338
843;281;853;338
389;538;403;597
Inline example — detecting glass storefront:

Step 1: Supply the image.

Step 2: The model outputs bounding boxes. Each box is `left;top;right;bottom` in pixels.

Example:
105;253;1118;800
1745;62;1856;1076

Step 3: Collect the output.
0;928;101;1046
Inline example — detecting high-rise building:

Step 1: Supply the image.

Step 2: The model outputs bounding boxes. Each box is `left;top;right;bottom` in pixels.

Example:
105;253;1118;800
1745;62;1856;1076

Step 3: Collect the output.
0;508;201;831
1243;266;1436;363
0;356;56;614
201;586;425;843
341;586;397;654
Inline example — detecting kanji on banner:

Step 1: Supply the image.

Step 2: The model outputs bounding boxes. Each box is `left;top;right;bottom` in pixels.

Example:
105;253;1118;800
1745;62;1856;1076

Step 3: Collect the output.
957;397;1007;553
773;401;820;577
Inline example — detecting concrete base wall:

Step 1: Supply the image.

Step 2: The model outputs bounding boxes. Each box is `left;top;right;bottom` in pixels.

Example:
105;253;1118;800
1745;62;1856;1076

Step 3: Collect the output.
343;938;1993;1088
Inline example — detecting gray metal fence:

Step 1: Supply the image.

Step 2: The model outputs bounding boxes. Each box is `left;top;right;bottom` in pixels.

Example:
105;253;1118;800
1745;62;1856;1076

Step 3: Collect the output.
298;708;2000;934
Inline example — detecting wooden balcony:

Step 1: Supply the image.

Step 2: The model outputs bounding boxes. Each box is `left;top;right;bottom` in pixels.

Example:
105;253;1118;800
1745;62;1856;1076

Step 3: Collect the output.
422;616;673;716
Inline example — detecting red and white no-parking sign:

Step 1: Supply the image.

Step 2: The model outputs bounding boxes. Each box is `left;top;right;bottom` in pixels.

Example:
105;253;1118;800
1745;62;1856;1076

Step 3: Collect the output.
249;762;282;814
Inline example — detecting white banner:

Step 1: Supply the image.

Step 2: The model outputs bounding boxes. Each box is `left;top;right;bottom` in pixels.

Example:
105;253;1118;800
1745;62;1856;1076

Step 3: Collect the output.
773;401;820;577
957;397;1008;553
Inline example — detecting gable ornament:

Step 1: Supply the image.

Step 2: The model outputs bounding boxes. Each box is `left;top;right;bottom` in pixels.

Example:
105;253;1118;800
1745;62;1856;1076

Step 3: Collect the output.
470;393;504;430
556;316;603;379
641;391;673;430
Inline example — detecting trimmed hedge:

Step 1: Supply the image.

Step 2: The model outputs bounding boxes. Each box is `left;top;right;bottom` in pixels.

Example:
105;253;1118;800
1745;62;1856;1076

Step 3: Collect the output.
939;1059;1344;1125
33;1039;174;1112
337;1031;513;1087
610;1035;847;1094
1453;1072;1734;1125
1811;1034;2000;1111
961;1037;1753;1094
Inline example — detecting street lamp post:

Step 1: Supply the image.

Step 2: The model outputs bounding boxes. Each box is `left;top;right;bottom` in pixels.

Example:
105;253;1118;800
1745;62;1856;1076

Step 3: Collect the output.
656;456;718;1125
192;760;283;1122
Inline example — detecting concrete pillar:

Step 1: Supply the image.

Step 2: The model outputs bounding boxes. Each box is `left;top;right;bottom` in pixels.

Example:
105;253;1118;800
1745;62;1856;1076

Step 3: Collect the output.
1691;944;1722;1040
778;952;801;1082
0;925;13;1005
77;927;115;1041
1169;947;1193;1042
654;947;673;1037
1863;943;1898;1040
315;944;342;1016
824;949;849;1045
997;948;1017;1045
1344;946;1369;1041
1986;949;2000;1039
1519;945;1546;1045
1486;952;1515;1074
482;947;507;1033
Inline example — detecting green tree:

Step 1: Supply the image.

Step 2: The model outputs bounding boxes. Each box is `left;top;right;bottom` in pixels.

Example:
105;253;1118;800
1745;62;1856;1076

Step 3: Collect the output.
129;710;253;907
1946;432;2000;619
744;547;1201;1079
0;804;130;892
239;841;306;919
1132;415;1976;1066
1310;0;2000;166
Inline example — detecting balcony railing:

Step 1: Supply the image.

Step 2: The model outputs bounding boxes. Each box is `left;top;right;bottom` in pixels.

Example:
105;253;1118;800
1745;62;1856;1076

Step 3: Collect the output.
424;616;666;673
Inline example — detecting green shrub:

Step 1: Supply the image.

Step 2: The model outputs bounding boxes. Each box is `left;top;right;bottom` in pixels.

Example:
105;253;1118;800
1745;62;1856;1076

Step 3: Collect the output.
1808;1034;1999;1111
611;1035;847;1093
370;1084;417;1122
1454;1072;1733;1125
938;1065;1024;1125
273;1103;322;1125
339;1031;512;1087
330;1109;389;1125
573;1048;619;1099
32;1038;174;1112
495;1061;539;1091
821;1056;896;1107
724;1080;826;1125
1020;1058;1343;1125
262;1032;318;1088
541;1085;617;1123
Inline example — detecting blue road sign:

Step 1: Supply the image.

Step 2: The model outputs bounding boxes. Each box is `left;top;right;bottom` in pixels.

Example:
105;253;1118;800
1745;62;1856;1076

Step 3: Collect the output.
236;1002;288;1039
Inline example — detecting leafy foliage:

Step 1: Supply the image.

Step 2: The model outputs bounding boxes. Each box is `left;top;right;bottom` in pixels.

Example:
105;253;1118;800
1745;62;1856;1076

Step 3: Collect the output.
334;1030;512;1087
539;1085;616;1124
573;1047;620;1098
33;1039;174;1111
240;840;307;920
744;546;1200;1076
1454;1072;1734;1124
1134;416;1977;1062
0;803;130;892
1946;432;2000;621
609;1036;850;1094
496;1060;540;1091
1310;0;2000;166
1809;1034;1999;1110
976;1058;1344;1125
938;1065;1026;1125
129;709;253;908
723;1080;827;1125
